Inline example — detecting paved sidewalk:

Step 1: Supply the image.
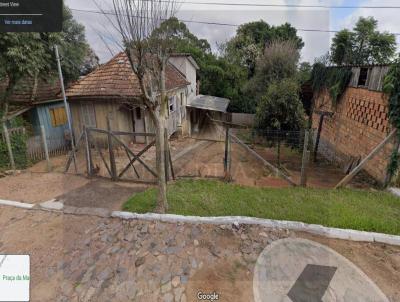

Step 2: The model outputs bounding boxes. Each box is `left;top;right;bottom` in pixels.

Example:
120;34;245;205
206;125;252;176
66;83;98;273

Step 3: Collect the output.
0;206;399;302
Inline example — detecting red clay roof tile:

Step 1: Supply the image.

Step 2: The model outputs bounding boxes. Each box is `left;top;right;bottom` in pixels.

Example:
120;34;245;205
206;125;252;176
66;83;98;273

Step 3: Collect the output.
65;52;189;99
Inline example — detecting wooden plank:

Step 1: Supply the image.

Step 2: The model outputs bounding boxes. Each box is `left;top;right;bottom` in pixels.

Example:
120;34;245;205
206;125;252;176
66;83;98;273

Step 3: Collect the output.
335;129;397;189
87;127;155;137
164;128;169;181
229;133;297;186
93;139;112;177
84;126;92;176
224;127;229;173
40;125;51;172
111;134;158;178
118;141;155;178
107;117;118;180
206;113;248;129
300;130;310;187
124;147;140;179
168;145;175;180
2;122;15;171
65;132;84;173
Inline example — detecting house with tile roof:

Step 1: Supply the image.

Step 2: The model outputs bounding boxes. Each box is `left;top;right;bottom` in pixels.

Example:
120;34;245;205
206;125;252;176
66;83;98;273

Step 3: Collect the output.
65;52;196;143
1;75;69;142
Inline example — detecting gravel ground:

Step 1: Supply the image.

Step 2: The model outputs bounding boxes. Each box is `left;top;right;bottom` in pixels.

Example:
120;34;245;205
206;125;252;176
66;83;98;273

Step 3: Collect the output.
0;205;399;302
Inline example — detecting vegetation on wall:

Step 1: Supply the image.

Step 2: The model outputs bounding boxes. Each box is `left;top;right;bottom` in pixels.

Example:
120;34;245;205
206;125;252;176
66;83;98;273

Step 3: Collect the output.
383;57;400;182
310;62;352;107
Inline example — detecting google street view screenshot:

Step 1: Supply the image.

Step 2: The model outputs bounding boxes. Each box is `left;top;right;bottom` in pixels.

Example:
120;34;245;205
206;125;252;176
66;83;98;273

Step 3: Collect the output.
1;0;400;301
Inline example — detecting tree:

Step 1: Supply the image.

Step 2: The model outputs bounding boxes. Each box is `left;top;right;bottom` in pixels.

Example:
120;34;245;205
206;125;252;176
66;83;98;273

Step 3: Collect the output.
331;17;396;65
0;6;96;121
57;7;99;81
225;20;304;77
246;40;300;105
298;62;312;84
104;0;179;212
154;17;250;113
152;17;211;53
255;79;305;132
0;33;50;120
255;78;305;165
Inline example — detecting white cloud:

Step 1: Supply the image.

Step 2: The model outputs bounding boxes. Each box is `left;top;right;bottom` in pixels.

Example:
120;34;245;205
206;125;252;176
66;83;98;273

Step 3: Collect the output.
340;0;400;50
65;0;336;63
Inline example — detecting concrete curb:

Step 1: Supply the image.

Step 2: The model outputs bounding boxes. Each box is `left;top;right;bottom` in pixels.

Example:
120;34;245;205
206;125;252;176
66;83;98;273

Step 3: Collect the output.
0;199;35;209
0;199;399;246
111;211;400;246
388;187;400;198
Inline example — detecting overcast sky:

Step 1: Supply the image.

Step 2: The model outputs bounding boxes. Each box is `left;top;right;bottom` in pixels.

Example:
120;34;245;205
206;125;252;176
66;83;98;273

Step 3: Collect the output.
64;0;400;64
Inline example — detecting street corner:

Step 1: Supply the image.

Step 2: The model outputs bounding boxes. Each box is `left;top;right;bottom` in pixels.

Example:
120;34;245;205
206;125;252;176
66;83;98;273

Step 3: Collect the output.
253;238;389;302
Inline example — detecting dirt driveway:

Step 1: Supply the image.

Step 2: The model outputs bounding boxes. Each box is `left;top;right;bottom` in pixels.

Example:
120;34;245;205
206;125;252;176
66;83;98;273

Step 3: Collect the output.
0;172;89;203
0;171;146;210
0;205;399;302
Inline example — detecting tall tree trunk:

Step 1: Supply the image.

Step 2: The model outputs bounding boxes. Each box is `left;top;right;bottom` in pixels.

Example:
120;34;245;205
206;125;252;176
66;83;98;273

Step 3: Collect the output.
152;113;168;213
157;59;169;212
0;78;16;123
146;60;170;213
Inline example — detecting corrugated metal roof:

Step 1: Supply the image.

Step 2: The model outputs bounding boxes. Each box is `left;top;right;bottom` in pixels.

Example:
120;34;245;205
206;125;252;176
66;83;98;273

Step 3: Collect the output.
187;95;230;113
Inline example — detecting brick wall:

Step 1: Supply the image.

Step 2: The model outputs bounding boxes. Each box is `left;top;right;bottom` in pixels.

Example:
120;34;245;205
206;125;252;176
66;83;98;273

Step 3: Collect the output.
312;87;395;183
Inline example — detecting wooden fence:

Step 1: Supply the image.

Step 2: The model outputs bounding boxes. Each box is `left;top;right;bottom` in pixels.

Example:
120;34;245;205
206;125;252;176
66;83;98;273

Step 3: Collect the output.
27;134;69;162
1;126;69;164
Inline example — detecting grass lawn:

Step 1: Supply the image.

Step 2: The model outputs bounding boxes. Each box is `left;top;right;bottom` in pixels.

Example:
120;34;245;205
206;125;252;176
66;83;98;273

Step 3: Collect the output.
123;179;400;235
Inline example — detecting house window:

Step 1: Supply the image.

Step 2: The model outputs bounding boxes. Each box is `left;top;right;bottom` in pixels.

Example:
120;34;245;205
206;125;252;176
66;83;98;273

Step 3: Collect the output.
358;68;369;86
169;96;176;113
136;107;141;119
49;107;67;127
81;102;96;127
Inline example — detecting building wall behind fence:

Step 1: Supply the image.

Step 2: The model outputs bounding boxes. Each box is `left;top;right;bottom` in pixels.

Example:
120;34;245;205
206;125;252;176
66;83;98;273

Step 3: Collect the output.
229;113;255;127
312;87;394;183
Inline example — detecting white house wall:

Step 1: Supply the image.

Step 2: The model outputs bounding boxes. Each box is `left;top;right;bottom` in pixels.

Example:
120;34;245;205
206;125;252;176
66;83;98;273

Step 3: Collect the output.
169;57;197;103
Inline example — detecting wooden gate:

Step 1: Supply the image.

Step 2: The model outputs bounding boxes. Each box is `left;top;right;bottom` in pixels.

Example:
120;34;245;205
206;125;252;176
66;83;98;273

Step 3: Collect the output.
65;124;174;184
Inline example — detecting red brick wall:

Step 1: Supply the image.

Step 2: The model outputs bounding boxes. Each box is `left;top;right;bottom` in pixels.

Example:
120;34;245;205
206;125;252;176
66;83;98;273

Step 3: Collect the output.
312;87;395;183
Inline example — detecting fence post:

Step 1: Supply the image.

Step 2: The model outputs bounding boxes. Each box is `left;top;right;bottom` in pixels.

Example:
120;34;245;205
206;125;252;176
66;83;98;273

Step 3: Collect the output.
2;122;15;172
335;129;397;189
107;117;117;181
40;125;51;172
300;130;310;187
84;126;92;176
164;128;170;181
224;127;231;181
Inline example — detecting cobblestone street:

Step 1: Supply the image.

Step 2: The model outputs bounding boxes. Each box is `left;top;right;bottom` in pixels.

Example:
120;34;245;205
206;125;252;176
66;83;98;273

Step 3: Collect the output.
0;205;399;301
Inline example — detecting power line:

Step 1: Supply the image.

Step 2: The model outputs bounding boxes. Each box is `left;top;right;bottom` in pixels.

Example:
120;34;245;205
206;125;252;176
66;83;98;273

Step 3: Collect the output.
70;8;400;36
145;0;400;9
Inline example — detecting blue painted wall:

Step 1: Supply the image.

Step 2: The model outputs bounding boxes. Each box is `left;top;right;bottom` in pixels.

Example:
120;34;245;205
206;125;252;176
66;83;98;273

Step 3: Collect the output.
29;101;67;138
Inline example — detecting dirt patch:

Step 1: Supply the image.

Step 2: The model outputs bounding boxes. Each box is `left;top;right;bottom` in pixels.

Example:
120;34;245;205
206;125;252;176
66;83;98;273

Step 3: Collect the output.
57;179;148;210
28;137;373;189
0;172;89;203
186;260;253;302
29;155;69;173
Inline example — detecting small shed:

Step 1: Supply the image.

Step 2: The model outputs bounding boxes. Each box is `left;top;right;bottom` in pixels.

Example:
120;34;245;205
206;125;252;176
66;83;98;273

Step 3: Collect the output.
186;95;231;141
1;76;68;139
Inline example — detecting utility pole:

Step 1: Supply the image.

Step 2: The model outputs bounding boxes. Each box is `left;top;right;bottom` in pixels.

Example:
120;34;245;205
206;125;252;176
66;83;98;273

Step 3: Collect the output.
55;45;77;173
